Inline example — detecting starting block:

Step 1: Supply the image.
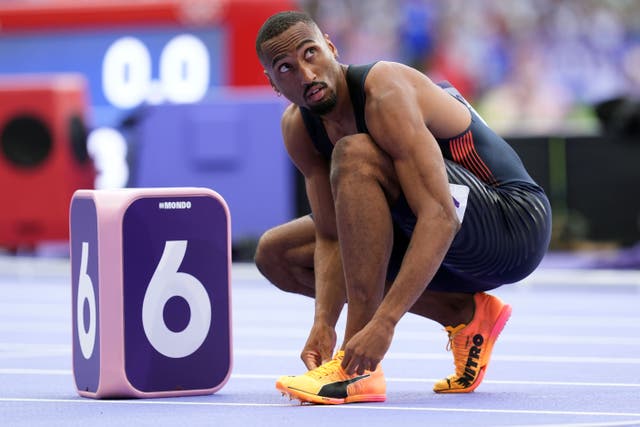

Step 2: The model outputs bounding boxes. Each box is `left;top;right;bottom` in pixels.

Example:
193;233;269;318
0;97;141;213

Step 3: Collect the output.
69;187;232;398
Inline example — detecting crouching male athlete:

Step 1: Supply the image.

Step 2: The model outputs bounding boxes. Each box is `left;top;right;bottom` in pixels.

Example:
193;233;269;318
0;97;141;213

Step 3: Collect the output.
254;11;551;404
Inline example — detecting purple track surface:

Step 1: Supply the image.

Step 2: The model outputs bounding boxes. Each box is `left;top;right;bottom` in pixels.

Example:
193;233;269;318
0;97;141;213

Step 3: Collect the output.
1;254;639;427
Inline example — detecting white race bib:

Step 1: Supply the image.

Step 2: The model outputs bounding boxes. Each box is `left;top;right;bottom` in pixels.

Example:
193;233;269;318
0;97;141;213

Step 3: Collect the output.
449;183;469;223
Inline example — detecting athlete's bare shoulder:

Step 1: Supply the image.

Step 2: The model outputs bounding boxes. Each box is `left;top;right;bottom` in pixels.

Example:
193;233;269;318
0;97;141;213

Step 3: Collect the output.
279;102;324;175
281;103;307;145
365;61;470;135
366;61;435;94
281;103;300;129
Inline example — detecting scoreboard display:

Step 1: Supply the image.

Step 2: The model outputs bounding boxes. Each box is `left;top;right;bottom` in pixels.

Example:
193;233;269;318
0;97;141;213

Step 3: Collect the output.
0;0;295;128
0;27;225;127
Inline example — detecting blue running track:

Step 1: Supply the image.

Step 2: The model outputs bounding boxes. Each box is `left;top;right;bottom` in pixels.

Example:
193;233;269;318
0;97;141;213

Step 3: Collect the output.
1;255;639;427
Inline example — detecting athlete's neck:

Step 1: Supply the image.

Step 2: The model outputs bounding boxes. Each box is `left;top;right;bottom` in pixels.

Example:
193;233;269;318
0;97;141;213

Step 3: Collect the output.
319;64;352;125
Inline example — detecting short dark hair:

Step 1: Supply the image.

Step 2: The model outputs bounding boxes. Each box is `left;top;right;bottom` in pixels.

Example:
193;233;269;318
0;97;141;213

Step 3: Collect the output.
255;11;317;59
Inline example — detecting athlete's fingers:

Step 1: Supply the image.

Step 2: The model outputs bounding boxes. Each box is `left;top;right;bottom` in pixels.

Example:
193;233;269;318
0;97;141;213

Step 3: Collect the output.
343;351;364;375
301;351;321;370
341;350;353;373
303;358;318;370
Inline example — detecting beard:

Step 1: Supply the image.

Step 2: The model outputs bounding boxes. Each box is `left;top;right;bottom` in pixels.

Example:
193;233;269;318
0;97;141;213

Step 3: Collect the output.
308;91;337;116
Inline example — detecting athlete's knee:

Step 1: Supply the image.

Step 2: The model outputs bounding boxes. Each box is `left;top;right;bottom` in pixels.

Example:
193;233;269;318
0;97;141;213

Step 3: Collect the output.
330;134;386;188
254;228;283;283
332;134;376;168
254;226;314;295
330;133;399;200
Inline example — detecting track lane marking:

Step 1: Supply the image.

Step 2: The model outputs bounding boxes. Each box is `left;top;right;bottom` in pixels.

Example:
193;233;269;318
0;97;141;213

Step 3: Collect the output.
0;397;639;418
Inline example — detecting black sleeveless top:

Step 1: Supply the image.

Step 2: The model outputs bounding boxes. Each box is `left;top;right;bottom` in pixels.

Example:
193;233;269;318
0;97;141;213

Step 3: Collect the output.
298;62;537;187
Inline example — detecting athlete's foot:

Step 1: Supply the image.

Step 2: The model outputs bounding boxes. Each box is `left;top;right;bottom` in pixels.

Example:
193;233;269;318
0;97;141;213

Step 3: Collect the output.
276;350;386;404
433;292;512;393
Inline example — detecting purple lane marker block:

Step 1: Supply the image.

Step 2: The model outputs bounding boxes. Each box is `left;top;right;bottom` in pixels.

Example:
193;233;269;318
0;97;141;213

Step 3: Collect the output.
69;188;232;399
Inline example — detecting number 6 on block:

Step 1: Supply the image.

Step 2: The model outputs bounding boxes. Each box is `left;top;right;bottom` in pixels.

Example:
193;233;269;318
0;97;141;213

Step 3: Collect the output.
143;240;211;359
77;242;96;360
69;187;231;399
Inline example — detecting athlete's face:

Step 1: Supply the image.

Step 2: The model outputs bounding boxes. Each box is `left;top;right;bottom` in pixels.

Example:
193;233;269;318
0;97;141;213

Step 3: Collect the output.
260;22;341;115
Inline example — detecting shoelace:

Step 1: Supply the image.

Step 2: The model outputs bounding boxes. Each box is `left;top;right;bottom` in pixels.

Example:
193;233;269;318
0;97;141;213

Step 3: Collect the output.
306;357;344;380
444;324;470;376
444;324;466;352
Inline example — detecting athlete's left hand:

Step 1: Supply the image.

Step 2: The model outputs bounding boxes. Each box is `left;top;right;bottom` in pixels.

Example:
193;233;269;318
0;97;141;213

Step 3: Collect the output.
301;320;337;370
341;318;395;375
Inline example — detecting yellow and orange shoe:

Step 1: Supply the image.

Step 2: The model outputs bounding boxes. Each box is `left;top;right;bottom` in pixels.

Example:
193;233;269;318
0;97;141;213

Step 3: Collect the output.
275;350;386;404
433;292;512;394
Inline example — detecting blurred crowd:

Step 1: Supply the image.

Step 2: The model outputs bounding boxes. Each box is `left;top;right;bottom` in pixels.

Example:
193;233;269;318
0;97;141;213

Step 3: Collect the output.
298;0;640;136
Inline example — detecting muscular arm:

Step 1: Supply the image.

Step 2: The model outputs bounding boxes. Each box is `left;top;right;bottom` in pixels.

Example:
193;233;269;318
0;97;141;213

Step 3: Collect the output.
365;63;462;326
281;105;345;365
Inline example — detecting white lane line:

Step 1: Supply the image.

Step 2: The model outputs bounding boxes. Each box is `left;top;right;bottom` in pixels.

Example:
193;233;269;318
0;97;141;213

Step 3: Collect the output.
0;397;639;418
518;269;640;287
2;370;639;389
233;374;640;388
4;325;640;346
512;420;640;427
233;349;640;365
511;316;640;328
407;352;640;365
233;328;640;346
6;258;640;287
0;397;288;408
444;379;640;388
331;406;640;417
0;368;71;375
233;262;640;286
1;345;638;365
0;344;69;350
0;343;71;359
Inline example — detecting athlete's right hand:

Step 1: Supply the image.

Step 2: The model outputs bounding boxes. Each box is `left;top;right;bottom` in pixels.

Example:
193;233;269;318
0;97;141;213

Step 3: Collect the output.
301;321;337;370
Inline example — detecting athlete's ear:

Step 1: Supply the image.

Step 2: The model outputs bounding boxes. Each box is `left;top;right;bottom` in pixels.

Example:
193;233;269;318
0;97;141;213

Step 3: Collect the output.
264;70;282;97
324;33;339;59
